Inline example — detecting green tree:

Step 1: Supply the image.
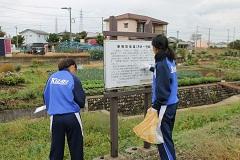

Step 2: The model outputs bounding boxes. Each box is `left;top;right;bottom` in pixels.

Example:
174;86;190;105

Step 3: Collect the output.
228;40;240;50
47;33;60;43
0;27;5;37
79;31;87;39
11;35;25;47
61;32;70;42
74;31;87;42
96;34;104;46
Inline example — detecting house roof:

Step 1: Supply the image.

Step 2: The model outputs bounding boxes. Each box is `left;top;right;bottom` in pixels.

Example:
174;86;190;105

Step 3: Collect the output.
20;29;49;35
104;13;168;25
87;32;101;38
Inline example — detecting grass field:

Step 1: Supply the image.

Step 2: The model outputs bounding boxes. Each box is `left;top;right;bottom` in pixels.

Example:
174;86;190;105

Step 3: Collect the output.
0;102;239;160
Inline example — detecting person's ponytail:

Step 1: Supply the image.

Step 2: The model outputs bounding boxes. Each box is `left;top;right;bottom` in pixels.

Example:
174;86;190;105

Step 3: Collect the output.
166;47;176;61
152;35;176;62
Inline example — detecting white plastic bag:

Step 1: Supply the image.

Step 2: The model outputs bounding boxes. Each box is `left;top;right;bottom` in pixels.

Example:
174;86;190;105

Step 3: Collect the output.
133;106;166;144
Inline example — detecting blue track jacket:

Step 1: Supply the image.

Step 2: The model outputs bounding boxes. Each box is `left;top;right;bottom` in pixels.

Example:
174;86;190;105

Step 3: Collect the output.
151;53;179;110
44;69;85;115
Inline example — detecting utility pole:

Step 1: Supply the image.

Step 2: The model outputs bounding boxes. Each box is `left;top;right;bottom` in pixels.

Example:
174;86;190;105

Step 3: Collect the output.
233;27;236;41
227;29;230;44
61;7;72;41
176;30;179;41
233;27;236;48
195;26;199;48
80;9;83;32
70;8;72;40
55;17;58;34
15;26;18;49
200;35;202;48
176;30;179;48
102;17;104;34
208;28;211;48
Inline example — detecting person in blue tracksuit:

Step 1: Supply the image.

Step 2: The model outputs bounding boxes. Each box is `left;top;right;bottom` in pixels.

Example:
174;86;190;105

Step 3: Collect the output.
43;58;85;160
150;35;179;160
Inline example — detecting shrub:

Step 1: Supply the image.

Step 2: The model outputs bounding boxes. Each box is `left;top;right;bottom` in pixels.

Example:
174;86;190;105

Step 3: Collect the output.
176;48;188;60
184;56;198;65
0;72;25;86
88;49;104;60
0;63;14;73
222;50;240;57
14;65;21;72
228;40;240;50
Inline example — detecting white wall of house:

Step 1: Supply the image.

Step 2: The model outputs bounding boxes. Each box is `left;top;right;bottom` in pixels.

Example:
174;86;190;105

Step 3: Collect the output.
21;31;48;44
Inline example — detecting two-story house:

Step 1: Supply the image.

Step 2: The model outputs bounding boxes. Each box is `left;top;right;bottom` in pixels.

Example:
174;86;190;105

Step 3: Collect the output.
104;13;168;40
20;29;49;45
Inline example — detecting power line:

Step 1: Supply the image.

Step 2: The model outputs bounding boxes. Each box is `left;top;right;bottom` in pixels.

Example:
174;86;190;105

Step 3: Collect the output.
0;1;60;9
1;14;69;20
0;5;69;17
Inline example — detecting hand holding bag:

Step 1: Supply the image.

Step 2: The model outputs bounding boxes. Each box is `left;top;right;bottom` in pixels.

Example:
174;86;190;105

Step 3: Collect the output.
133;106;167;144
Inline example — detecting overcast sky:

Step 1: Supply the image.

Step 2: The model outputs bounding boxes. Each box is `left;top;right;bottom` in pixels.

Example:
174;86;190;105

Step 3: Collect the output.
1;0;240;42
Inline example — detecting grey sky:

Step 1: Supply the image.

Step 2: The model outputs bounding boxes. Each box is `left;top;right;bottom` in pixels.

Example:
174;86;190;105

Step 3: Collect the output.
1;0;240;42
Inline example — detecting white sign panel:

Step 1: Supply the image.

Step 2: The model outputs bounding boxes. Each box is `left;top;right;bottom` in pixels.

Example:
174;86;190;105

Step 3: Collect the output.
104;40;154;89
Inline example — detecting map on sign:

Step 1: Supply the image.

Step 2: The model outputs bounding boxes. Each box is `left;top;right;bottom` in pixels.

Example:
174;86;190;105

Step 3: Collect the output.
104;40;154;89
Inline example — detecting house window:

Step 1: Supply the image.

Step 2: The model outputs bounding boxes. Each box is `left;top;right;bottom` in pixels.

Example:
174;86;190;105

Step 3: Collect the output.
124;23;128;28
137;23;145;32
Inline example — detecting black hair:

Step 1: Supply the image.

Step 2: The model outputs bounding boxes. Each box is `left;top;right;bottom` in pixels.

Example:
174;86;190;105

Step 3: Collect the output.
152;34;176;61
58;58;77;71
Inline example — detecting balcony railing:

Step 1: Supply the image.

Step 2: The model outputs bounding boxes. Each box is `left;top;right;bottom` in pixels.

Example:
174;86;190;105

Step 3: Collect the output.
153;29;166;35
136;27;144;33
136;28;167;35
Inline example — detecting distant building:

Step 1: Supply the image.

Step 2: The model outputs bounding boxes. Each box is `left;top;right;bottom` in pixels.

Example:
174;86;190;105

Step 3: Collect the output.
20;29;49;45
104;13;168;40
178;41;194;50
86;32;100;45
168;37;194;50
58;31;72;39
213;42;228;48
87;32;100;38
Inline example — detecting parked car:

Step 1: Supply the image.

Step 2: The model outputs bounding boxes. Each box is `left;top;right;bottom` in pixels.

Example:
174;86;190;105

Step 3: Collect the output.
22;43;46;55
31;43;46;55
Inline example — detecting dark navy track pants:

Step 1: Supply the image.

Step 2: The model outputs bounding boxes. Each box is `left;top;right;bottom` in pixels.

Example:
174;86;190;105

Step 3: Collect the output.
49;113;83;160
157;103;178;160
